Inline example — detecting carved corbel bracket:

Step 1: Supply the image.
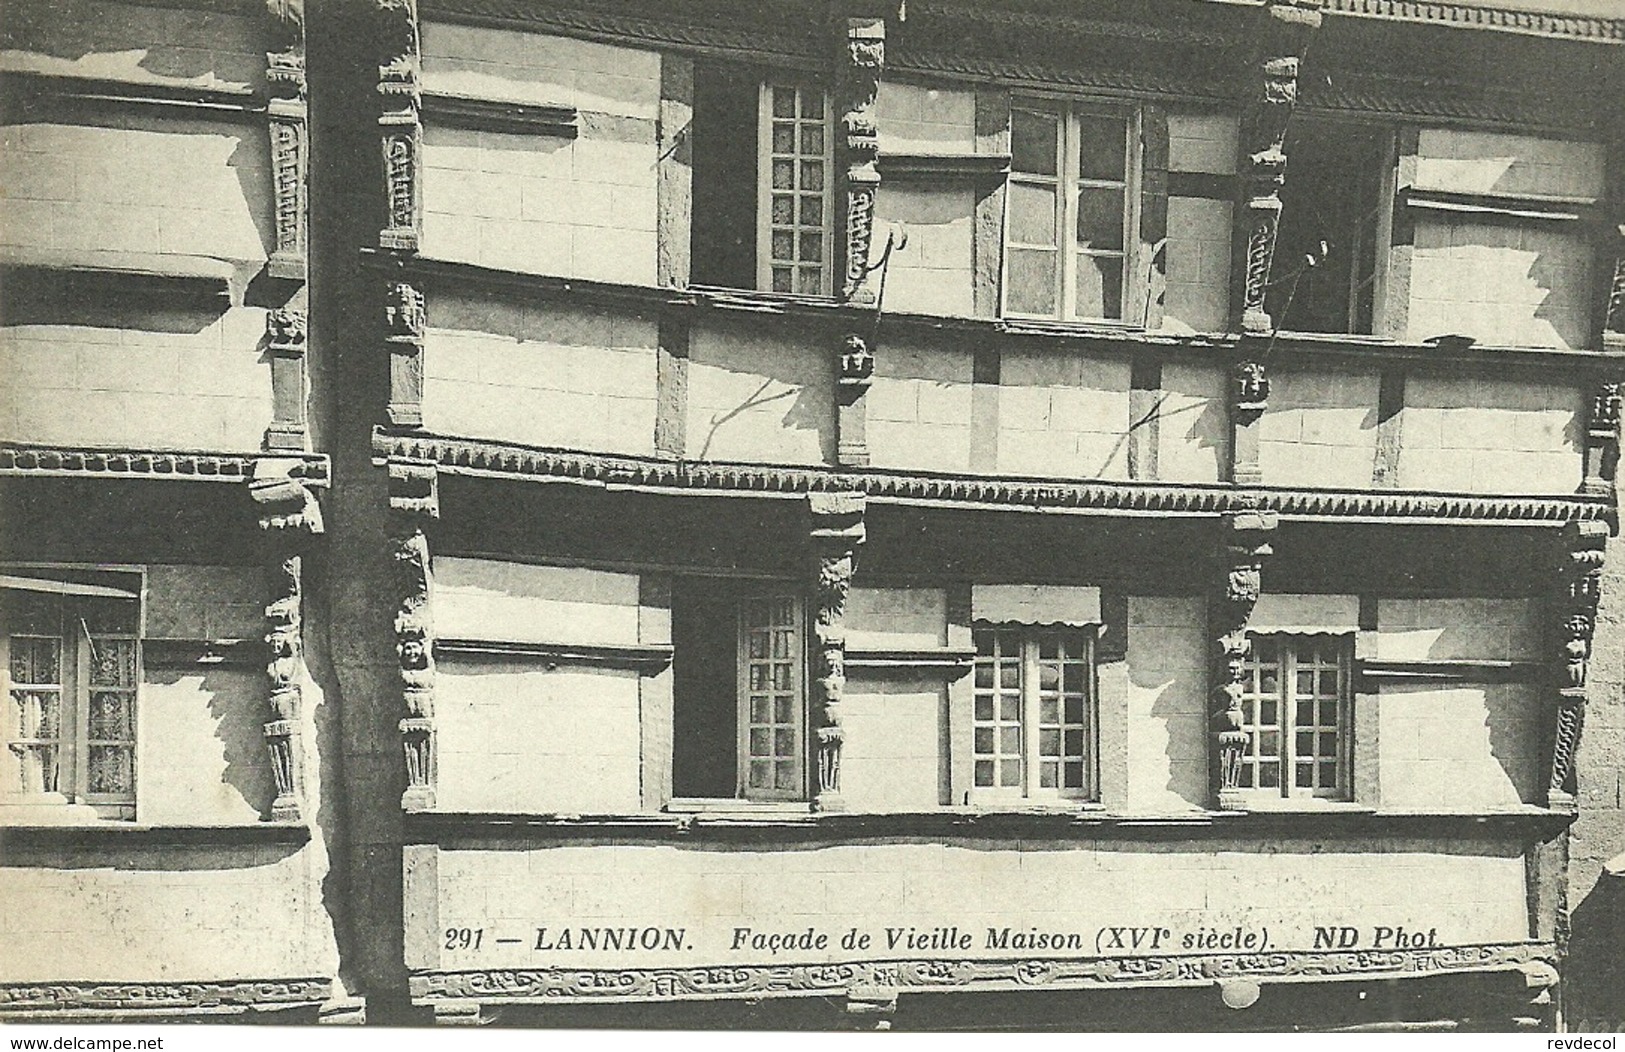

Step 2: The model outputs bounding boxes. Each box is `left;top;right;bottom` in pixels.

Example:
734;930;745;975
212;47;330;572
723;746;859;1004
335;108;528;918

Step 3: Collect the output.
266;0;307;281
1583;377;1621;497
1212;508;1277;809
1549;519;1607;809
377;0;423;252
1236;2;1323;334
839;16;885;305
265;307;309;451
1229;358;1271;485
250;454;323;823
385;280;427;427
389;457;439;810
808;491;866;810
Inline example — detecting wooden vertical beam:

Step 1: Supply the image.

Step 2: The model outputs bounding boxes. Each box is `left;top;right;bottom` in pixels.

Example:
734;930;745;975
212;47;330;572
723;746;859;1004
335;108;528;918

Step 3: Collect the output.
1211;509;1276;809
654;309;690;460
377;0;422;252
944;583;972;805
1228;358;1268;485
1234;1;1322;334
1379;128;1419;342
265;307;309;451
266;0;307;281
1550;520;1607;811
969;343;1000;473
972;87;1010;319
1583;378;1621;497
638;575;675;811
658;55;694;290
1137;105;1169;331
1127;356;1162;481
834;13;885;466
385;280;426;428
1372;367;1406;488
389;458;439;812
809;491;865;812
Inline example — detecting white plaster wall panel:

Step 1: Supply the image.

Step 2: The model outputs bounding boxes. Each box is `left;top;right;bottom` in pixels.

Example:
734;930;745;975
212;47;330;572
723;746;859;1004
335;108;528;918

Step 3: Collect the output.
1125;597;1208;812
998;348;1131;479
419;25;659;284
1154;362;1228;483
1257;368;1380;489
422;23;659;119
1400;375;1582;493
1373;598;1540;663
1407;218;1594;349
866;338;975;474
1414;129;1604;200
1169;113;1239;175
0;119;272;270
685;319;834;465
845;587;948;650
138;669;274;825
143;564;264;641
840;676;944;810
422;297;658;455
435;559;643;646
432;838;1528;970
0;307;273;451
1163;197;1231;334
1377;684;1540;809
875;81;977;155
0;0;263;92
875;185;975;317
0;849;323;982
436;662;641;813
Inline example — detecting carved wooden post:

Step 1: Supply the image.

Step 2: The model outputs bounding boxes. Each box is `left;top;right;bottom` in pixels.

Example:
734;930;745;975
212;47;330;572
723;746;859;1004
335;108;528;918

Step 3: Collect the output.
1212;508;1276;809
1550;520;1607;810
809;491;865;811
248;458;325;822
1230;358;1270;485
385;280;426;428
265;307;308;451
266;0;307;280
1235;1;1322;334
835;13;884;467
390;458;439;811
1582;379;1621;497
377;0;422;252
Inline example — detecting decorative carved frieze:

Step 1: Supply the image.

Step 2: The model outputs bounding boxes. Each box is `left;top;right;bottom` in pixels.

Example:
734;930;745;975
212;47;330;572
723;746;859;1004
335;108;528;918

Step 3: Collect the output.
839;16;885;306
265;0;306;281
808;491;866;810
266;307;308;450
372;430;1618;527
0;978;332;1016
390;457;439;811
385;280;427;427
1236;2;1323;334
1583;378;1622;497
377;0;423;252
1549;520;1607;809
0;443;328;483
409;942;1555;1005
1212;509;1277;808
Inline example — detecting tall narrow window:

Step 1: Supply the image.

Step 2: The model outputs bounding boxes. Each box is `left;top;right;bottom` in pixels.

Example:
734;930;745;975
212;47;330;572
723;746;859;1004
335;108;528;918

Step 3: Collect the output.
972;628;1095;802
2;569;142;818
1238;635;1351;799
1005;100;1134;321
738;595;804;799
758;84;833;296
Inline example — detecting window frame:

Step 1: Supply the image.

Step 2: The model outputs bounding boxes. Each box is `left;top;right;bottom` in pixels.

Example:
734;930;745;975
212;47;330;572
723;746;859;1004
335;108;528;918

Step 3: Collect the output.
970;625;1099;805
1236;633;1354;802
755;81;836;298
1;565;144;821
1001;96;1141;324
734;590;809;802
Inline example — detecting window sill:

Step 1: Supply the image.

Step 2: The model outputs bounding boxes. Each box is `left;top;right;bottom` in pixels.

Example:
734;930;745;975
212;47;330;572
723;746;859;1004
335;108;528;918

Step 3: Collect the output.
0;816;310;847
663;798;813;817
1215;795;1376;815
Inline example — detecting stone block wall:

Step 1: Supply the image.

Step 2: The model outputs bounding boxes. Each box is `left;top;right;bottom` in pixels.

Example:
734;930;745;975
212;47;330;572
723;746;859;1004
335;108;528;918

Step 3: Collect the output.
422;296;659;456
1399;375;1583;493
685;318;835;465
419;24;659;284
